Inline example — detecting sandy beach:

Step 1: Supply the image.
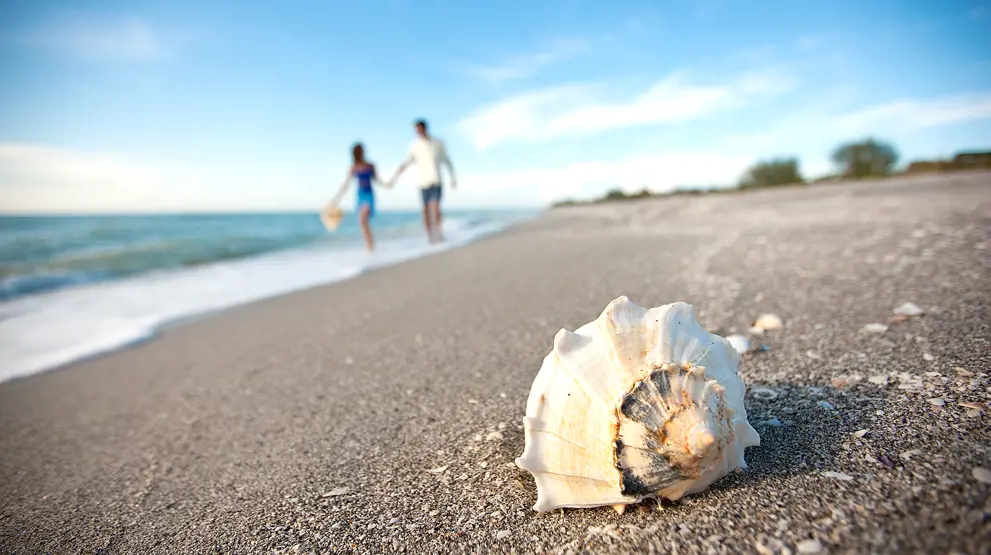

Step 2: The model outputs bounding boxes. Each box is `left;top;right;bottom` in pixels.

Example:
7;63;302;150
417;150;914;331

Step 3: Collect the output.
1;174;989;554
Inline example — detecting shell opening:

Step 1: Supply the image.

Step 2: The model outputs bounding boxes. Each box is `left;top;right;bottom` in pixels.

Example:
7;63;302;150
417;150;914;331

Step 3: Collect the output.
614;362;735;500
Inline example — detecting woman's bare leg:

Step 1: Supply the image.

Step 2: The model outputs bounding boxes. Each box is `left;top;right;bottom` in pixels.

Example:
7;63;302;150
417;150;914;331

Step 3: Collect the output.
359;205;374;251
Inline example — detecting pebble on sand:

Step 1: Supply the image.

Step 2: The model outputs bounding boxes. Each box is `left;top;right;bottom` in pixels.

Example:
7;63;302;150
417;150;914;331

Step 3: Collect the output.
753;313;784;331
861;323;888;334
822;471;854;481
922;352;934;362
496;530;511;540
853;429;869;438
817;400;835;410
893;302;924;317
973;467;991;484
796;538;824;553
868;375;889;386
928;398;945;407
321;487;349;497
426;465;449;474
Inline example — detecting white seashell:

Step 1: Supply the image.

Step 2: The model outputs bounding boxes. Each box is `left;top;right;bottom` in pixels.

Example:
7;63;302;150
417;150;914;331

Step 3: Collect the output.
726;333;751;355
753;314;783;331
893;302;924;317
515;296;760;512
861;323;888;334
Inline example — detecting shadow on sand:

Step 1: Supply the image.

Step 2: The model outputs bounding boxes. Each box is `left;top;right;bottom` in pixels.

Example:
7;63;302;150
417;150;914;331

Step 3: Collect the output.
498;376;883;516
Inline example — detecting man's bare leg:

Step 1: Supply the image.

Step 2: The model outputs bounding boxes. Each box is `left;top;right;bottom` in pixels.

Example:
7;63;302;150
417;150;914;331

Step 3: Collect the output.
429;200;444;243
421;202;434;243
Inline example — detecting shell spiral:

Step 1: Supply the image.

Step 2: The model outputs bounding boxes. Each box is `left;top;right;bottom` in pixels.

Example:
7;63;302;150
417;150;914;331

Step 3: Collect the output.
515;297;760;512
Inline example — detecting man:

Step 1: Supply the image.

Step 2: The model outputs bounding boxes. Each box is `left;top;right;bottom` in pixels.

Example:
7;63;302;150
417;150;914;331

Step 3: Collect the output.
388;119;456;244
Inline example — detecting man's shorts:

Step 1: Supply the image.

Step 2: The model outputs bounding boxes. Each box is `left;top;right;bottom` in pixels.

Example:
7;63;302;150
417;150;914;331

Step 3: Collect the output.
420;184;442;206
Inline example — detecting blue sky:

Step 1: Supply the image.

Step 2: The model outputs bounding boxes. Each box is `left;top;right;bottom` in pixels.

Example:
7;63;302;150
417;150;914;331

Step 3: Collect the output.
1;0;989;212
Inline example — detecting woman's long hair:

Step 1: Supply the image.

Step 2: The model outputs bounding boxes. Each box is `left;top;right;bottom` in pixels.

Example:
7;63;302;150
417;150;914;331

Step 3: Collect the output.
352;143;366;166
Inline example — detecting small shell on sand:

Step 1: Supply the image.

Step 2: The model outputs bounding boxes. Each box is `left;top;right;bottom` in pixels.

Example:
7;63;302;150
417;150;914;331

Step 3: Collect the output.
751;387;779;400
973;467;991;484
753;314;783;331
726;333;751;355
853;429;869;438
796;539;824;554
861;323;888;334
893;302;924;317
899;449;922;461
821;471;853;481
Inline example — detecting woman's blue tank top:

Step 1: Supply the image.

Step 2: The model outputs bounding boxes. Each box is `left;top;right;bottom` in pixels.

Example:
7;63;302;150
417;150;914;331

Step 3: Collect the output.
355;165;374;192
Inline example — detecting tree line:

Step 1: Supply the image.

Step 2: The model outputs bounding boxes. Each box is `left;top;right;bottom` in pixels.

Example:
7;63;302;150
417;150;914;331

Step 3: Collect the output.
556;138;990;207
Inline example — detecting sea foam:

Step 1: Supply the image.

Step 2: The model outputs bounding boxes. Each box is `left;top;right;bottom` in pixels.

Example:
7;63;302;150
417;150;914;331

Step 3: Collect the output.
0;216;519;383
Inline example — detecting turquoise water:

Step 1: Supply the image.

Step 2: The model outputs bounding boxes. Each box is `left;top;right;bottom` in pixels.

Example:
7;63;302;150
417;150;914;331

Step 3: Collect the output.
0;209;537;381
0;210;529;301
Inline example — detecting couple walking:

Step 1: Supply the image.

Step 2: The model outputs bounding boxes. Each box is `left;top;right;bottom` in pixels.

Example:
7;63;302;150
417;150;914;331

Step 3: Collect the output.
330;119;455;252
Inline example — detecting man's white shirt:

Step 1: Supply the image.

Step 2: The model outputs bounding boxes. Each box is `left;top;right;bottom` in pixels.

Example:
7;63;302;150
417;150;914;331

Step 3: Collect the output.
405;136;453;189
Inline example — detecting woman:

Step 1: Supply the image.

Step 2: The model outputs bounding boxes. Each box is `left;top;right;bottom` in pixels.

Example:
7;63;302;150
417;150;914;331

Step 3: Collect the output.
330;142;384;252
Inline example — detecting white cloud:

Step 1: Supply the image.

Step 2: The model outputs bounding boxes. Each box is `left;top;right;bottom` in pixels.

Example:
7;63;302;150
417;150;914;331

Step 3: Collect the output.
832;93;991;133
458;69;796;150
718;92;991;177
458;39;589;84
19;14;190;62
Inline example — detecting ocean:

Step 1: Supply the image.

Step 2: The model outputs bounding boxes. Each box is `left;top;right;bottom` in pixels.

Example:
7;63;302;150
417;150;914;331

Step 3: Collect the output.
0;210;536;382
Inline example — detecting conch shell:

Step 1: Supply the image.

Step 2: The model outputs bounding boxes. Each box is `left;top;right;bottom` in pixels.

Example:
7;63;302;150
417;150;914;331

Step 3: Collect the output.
515;296;760;513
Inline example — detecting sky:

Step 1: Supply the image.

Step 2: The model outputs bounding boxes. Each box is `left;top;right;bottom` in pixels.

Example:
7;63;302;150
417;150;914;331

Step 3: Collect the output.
1;0;990;213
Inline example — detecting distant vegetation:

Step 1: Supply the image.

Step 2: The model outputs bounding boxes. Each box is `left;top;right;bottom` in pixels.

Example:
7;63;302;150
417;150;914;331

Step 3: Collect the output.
739;157;803;189
552;138;991;208
831;138;899;178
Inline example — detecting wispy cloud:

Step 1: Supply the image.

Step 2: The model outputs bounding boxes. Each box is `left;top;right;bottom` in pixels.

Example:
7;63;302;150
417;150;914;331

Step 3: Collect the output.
458;68;796;150
17;13;192;62
718;91;991;176
456;39;589;84
832;93;991;133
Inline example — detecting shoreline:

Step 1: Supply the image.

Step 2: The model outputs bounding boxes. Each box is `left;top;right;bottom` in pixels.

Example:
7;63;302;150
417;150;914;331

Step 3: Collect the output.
0;212;536;385
1;174;989;554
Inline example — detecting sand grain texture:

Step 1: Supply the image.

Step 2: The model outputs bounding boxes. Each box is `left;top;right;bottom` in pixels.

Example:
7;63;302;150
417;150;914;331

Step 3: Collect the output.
1;173;990;554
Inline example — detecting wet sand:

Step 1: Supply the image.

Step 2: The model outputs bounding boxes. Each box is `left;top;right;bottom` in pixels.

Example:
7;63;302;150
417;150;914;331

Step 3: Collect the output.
1;172;989;554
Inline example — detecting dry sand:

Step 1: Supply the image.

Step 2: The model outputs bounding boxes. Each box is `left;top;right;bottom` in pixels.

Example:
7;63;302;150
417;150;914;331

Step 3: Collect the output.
1;173;990;554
